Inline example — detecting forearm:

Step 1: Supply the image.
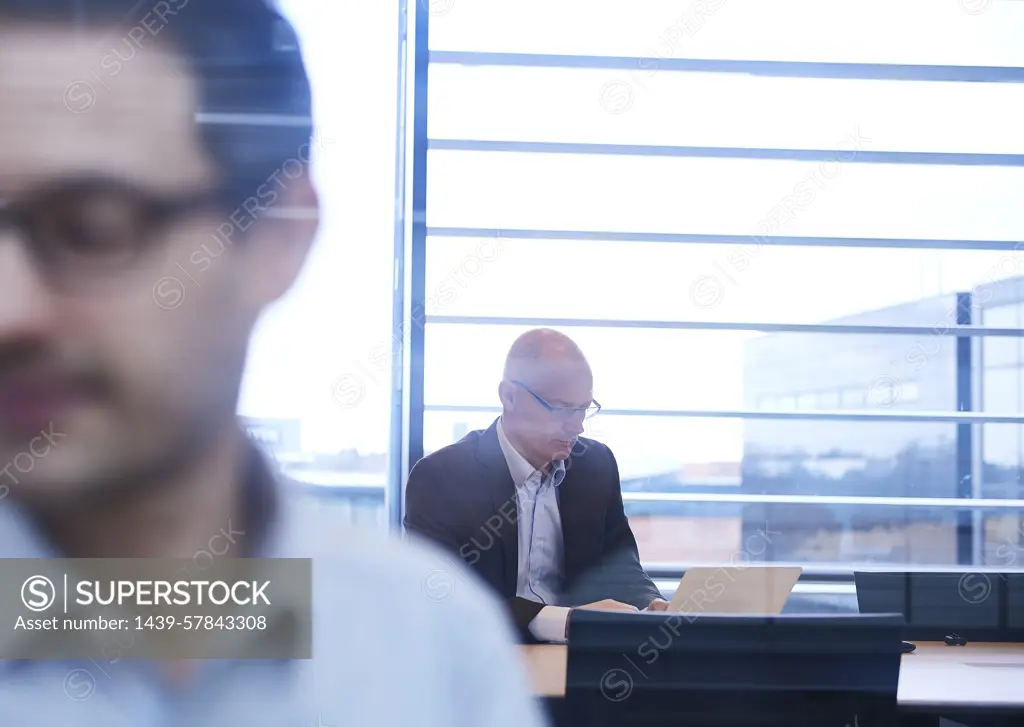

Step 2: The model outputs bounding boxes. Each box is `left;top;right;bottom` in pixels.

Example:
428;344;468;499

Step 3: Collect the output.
506;596;548;643
526;605;571;643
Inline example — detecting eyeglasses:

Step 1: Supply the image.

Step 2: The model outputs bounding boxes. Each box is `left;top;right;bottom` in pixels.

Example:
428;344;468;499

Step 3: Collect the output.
0;177;228;284
511;380;601;420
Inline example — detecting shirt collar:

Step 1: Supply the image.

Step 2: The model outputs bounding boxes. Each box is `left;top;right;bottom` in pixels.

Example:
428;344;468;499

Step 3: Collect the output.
0;431;306;663
496;417;565;489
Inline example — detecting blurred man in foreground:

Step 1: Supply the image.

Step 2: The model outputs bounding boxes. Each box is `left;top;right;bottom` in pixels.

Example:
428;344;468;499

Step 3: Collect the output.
406;328;667;643
0;2;546;724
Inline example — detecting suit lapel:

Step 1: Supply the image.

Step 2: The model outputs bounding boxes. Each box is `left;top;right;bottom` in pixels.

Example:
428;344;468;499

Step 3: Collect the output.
476;420;519;597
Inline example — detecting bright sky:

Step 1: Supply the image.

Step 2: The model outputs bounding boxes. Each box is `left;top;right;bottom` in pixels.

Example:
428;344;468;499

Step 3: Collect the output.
238;0;1024;470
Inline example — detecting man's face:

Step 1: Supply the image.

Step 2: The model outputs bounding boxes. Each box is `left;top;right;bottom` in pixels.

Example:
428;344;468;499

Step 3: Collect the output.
504;359;594;464
0;24;315;502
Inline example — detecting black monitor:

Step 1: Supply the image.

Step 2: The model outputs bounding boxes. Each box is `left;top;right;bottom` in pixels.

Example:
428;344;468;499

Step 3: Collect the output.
1007;573;1024;630
855;571;1024;642
564;611;903;727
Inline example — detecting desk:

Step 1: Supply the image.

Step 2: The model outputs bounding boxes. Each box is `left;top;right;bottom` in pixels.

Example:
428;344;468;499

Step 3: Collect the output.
522;644;566;699
898;642;1024;711
521;642;1024;710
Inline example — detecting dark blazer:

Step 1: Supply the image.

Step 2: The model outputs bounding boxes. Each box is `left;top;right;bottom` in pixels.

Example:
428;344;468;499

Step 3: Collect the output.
404;419;661;642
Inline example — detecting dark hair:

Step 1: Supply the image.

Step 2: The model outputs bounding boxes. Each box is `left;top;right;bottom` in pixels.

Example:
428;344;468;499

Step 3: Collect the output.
0;0;313;199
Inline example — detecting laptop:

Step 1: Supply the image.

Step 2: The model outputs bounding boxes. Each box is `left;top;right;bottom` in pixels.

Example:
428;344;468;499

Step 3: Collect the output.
667;565;803;615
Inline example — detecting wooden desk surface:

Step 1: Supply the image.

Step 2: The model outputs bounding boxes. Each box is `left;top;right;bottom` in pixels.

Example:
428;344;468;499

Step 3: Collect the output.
520;642;1024;708
522;645;568;698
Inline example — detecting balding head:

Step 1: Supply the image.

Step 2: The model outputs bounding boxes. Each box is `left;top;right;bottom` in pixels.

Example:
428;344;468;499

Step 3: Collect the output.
498;329;595;468
502;328;590;383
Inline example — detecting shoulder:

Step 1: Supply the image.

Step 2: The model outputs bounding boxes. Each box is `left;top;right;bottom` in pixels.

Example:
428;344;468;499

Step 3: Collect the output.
309;524;514;639
574;434;611;456
566;435;616;469
297;526;544;725
409;430;482;476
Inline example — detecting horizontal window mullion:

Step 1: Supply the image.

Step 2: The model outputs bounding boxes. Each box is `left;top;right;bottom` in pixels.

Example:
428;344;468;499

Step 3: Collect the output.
652;575;856;592
429;139;1024;167
428;227;1024;252
430;51;1024;84
644;563;1024;578
426;315;1024;337
424;404;1024;424
622;492;1024;509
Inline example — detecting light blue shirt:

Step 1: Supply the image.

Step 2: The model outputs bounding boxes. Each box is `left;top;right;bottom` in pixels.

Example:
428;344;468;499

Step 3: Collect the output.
0;446;549;727
496;418;566;605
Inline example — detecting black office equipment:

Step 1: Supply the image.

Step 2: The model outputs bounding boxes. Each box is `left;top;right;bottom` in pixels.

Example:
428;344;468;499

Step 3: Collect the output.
855;571;1024;643
1006;573;1024;630
564;611;903;727
901;640;917;653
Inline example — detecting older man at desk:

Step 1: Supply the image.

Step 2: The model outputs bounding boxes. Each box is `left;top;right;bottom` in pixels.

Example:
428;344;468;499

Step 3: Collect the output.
406;328;668;643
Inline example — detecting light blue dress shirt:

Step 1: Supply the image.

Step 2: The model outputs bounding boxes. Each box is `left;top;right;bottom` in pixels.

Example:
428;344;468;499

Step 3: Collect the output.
0;447;549;727
497;419;571;642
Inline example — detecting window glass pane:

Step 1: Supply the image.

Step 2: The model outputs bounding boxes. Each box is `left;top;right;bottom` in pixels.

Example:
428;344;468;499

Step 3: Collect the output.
428;152;1024;240
982;422;1021;470
983;367;1022;412
431;67;1024;155
795;393;816;409
819;391;840;409
981;359;1024;499
431;0;1024;67
983;304;1024;368
981;424;1024;501
841;389;865;408
901;381;921;403
629;501;971;567
238;0;397;525
425;411;495;456
426;237;1024;325
983;512;1024;566
745;419;953;482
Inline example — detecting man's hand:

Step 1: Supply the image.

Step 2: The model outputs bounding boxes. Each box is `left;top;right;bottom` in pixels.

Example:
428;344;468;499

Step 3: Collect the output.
644;598;670;612
576;599;639;612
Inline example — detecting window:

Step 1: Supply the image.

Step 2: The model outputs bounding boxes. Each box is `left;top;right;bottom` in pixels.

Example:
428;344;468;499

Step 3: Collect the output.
899;380;921;405
983;304;1024;369
430;0;1023;67
841;389;866;408
237;0;399;529
410;0;1024;570
819;391;840;409
981;367;1024;503
796;393;817;410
